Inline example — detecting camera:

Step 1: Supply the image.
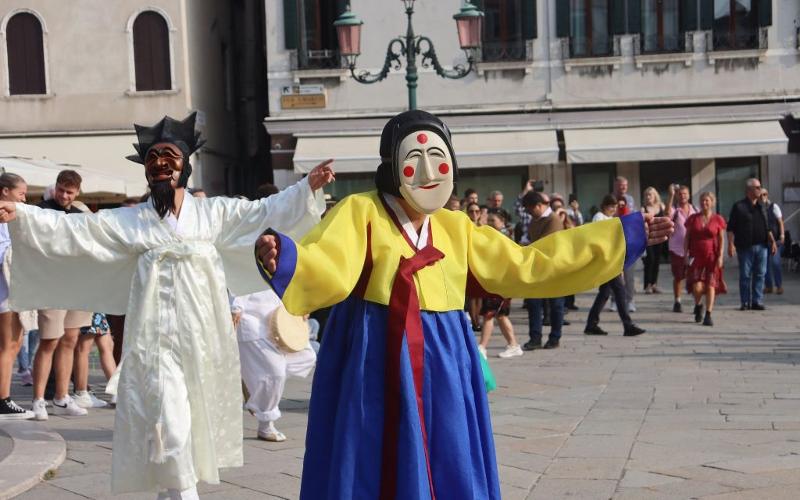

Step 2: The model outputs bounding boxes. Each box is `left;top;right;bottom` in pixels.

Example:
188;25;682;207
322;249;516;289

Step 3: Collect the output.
533;180;545;192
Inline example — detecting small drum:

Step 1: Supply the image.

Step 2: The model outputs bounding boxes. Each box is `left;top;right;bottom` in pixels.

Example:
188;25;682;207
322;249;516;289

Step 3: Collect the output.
268;303;309;353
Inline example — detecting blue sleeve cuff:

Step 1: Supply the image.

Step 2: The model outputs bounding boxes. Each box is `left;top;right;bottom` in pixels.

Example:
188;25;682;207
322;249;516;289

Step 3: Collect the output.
255;229;297;299
620;212;647;269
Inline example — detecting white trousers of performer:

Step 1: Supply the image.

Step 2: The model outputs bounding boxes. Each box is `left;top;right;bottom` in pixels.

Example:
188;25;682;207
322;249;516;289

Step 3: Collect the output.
238;337;316;422
156;486;199;500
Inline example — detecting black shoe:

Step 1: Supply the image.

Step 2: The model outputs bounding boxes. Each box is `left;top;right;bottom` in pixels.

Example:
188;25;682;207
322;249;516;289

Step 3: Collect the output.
702;312;714;326
623;325;646;336
693;304;704;323
584;325;608;336
522;340;543;351
543;320;551;326
0;398;34;420
738;304;749;311
673;302;682;313
751;303;765;311
562;319;571;326
566;304;579;311
543;339;560;349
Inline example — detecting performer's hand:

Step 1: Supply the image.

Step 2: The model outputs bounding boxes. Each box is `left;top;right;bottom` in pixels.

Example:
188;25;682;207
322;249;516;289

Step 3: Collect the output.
727;242;736;258
231;311;242;329
256;234;279;274
308;159;336;191
0;201;17;223
643;214;674;246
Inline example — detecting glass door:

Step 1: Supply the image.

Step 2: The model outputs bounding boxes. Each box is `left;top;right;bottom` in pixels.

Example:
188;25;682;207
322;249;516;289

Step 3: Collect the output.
572;163;616;222
716;157;760;221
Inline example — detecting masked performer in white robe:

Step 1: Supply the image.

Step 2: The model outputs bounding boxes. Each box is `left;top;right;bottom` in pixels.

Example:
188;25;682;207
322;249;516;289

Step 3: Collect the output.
0;113;334;498
232;288;316;442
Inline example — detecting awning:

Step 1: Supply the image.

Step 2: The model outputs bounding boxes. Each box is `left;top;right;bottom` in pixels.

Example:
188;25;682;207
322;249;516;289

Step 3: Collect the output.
0;134;148;196
0;154;128;199
292;130;559;173
564;121;789;163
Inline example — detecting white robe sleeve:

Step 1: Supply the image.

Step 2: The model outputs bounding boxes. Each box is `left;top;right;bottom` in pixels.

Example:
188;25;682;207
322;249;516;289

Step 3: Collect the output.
8;204;139;314
214;177;325;296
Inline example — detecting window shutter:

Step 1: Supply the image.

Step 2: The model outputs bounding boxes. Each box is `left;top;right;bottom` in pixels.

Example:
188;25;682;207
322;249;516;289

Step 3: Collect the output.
611;0;625;35
522;0;537;40
6;13;46;95
283;0;298;50
699;0;714;30
758;0;772;27
627;0;641;35
680;0;698;32
556;1;571;38
133;12;171;91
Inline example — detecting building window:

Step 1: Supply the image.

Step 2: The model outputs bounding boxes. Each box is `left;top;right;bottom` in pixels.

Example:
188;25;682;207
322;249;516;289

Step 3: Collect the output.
569;0;612;57
479;0;535;62
642;0;683;53
284;0;342;70
572;163;616;222
6;12;46;95
133;11;172;91
712;0;761;50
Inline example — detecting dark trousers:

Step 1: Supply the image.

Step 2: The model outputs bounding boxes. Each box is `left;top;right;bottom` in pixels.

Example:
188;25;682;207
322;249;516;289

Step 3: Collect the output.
586;275;633;329
526;297;565;343
642;246;661;288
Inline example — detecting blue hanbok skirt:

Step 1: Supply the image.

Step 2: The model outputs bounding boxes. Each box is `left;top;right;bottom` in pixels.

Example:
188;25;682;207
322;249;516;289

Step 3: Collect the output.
300;294;501;500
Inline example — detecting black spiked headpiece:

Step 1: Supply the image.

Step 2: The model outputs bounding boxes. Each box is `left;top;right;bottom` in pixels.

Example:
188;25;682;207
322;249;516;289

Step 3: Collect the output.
126;112;205;164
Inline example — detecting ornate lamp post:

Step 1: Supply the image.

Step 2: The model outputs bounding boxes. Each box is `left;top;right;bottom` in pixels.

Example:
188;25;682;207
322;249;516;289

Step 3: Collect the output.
334;1;484;110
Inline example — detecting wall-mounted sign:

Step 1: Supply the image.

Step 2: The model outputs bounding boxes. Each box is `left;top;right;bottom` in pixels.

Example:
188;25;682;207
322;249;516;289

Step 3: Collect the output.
281;85;327;109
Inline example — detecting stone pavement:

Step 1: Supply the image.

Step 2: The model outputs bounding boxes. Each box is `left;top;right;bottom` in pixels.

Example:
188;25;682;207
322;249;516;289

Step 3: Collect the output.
2;267;800;499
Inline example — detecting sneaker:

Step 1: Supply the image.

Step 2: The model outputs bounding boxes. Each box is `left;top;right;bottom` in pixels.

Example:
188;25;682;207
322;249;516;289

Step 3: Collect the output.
609;303;617;312
644;286;653;294
52;396;88;416
652;286;662;294
693;303;704;323
702;312;714;326
751;303;765;311
73;390;108;409
522;340;542;351
21;370;33;386
543;339;560;349
477;345;487;359
584;325;608;336
0;398;34;420
628;302;637;313
623;325;646;337
257;421;286;442
672;301;682;313
111;393;117;406
32;398;48;421
498;344;523;359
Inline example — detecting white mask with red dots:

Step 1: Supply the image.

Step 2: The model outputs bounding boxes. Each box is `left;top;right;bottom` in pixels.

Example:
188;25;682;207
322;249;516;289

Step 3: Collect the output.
396;131;454;215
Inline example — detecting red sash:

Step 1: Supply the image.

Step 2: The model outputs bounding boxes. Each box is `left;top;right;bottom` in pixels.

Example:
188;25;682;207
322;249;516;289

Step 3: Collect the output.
380;245;444;500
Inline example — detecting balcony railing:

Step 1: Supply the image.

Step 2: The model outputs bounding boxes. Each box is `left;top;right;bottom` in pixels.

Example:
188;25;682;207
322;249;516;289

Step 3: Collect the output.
567;36;616;59
480;39;530;62
709;27;768;51
639;32;688;54
291;49;342;70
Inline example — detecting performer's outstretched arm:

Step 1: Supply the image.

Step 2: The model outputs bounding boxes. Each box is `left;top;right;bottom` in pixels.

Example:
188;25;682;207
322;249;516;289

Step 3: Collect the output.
255;195;371;316
467;213;648;299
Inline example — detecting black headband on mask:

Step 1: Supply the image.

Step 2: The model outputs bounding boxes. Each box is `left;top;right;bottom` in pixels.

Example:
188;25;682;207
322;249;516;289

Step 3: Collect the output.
374;110;458;197
126;112;204;189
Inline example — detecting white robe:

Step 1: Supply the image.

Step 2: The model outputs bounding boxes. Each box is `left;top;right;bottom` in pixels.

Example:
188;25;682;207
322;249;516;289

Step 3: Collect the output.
8;180;324;494
233;289;316;423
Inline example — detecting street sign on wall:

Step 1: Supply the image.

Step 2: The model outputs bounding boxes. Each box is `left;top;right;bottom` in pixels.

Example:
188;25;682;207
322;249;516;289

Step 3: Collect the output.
281;84;327;109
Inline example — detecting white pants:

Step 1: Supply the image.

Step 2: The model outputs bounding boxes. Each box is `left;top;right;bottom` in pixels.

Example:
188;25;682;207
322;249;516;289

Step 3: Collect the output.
238;338;316;422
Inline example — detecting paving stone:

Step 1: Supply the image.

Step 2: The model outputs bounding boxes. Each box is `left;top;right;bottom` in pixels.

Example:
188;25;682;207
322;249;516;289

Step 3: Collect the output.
545;458;627;479
527;478;617;500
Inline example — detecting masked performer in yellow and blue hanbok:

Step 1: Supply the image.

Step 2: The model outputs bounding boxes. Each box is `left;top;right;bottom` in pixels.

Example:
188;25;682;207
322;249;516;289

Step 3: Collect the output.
255;110;673;500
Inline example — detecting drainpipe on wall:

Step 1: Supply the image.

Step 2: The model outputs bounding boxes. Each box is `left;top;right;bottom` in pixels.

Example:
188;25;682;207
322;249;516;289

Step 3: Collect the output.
542;0;553;103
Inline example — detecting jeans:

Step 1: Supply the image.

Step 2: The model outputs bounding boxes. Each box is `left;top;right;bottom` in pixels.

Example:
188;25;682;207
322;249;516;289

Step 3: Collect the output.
765;243;783;289
526;297;564;343
643;245;661;288
15;329;40;372
737;244;768;306
586;275;633;329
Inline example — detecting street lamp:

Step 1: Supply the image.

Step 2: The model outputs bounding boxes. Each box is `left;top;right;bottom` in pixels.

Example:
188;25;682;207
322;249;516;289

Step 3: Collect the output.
334;1;484;110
